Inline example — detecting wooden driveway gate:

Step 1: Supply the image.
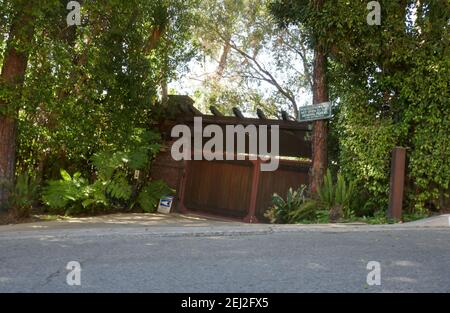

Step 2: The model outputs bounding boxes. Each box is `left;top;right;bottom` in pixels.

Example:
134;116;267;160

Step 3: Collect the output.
151;96;312;223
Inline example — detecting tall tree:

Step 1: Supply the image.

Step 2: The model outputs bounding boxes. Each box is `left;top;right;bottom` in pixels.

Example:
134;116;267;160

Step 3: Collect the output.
310;0;328;193
14;0;197;180
0;0;35;210
271;0;329;192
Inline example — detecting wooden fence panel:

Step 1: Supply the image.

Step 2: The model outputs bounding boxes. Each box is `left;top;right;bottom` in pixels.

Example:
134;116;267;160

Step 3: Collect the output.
183;160;254;218
182;159;310;221
255;161;310;220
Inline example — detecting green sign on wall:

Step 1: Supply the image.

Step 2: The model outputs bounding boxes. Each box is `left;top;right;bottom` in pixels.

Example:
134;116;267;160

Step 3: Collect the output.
298;102;332;122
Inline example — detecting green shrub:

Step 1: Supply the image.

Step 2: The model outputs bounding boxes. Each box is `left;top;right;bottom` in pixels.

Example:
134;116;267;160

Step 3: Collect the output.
41;129;167;215
6;173;40;218
43;167;137;215
42;135;171;215
135;180;174;213
265;171;359;224
265;186;317;224
317;169;355;222
42;169;89;214
105;173;133;201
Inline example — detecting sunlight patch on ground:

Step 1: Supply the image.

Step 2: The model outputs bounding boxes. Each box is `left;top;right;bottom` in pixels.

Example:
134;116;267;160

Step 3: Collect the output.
0;277;12;283
393;260;420;267
46;213;216;228
306;263;327;270
385;277;418;284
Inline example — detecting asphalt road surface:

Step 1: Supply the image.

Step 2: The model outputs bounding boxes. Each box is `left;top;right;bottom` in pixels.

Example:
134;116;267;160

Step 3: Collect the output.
0;223;449;293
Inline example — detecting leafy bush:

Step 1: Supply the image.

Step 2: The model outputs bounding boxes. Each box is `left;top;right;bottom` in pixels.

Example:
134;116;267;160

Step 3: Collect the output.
42;129;171;215
43;169;173;215
317;169;355;222
6;173;39;218
80;181;109;209
265;186;317;224
324;2;450;214
135;180;174;213
42;170;90;215
265;170;357;225
336;99;399;211
105;173;133;201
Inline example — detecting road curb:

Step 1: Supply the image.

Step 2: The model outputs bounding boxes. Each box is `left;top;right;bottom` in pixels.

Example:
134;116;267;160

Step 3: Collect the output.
0;223;448;240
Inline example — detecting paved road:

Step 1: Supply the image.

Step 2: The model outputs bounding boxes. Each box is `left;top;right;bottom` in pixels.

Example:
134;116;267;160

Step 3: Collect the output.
0;218;448;293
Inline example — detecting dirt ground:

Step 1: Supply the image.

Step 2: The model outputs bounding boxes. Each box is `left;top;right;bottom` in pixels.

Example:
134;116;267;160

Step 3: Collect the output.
0;212;47;226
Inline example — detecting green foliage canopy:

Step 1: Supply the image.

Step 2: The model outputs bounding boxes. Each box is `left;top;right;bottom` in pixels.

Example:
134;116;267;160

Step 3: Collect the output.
271;0;449;212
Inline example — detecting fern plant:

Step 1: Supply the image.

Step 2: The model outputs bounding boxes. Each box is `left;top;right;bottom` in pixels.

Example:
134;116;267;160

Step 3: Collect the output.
41;129;165;215
91;129;161;179
106;173;133;200
92;151;128;181
80;180;108;209
42;170;89;214
136;180;173;213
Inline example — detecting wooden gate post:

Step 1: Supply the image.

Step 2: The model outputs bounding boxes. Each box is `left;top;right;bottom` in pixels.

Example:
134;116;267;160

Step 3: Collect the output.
178;160;190;214
244;159;261;223
388;147;407;221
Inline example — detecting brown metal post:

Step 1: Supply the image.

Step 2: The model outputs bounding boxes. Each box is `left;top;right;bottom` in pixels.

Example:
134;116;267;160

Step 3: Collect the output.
244;159;261;223
388;147;407;221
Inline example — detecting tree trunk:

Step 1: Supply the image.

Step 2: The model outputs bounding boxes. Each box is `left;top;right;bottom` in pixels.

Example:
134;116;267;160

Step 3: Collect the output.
215;35;232;80
161;75;169;106
0;5;34;210
161;51;169;107
311;44;328;194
